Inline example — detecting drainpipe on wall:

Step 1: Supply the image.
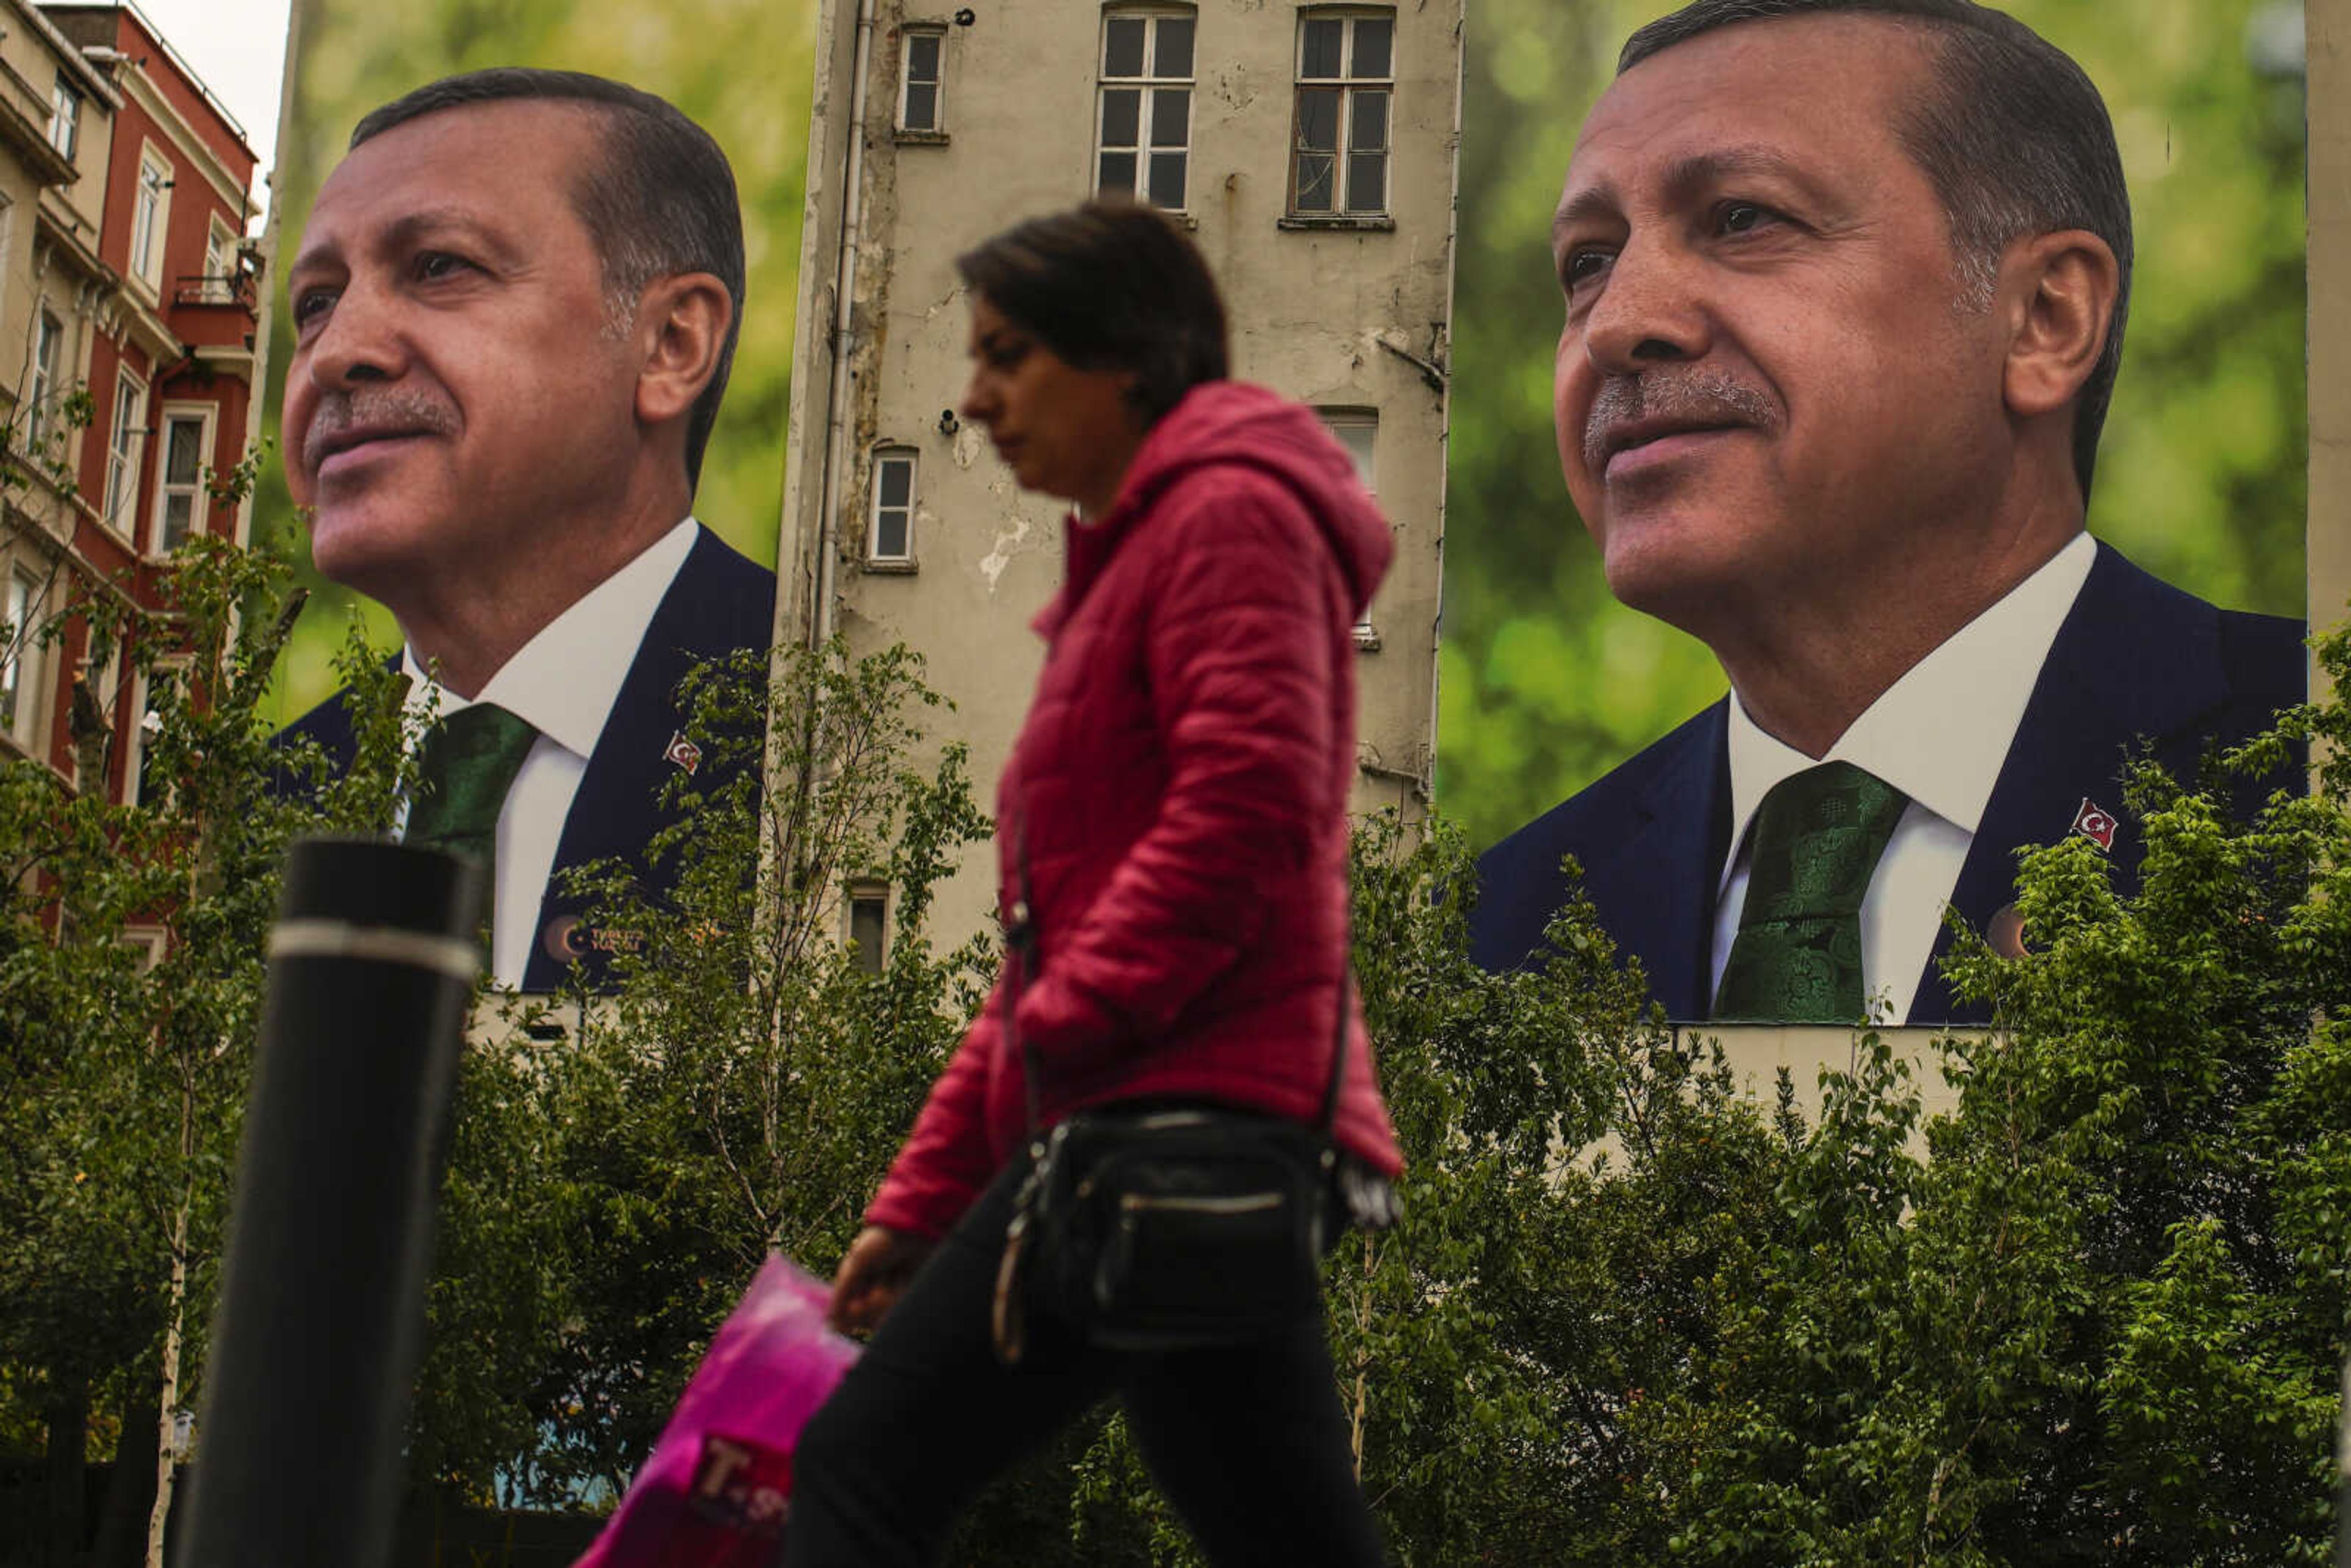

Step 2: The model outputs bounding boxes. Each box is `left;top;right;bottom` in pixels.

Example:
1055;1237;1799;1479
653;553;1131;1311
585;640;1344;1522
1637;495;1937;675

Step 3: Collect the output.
811;0;880;653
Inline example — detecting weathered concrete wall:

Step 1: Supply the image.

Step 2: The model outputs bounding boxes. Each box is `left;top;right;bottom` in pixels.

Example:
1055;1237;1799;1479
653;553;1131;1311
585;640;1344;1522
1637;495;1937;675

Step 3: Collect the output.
789;0;1460;950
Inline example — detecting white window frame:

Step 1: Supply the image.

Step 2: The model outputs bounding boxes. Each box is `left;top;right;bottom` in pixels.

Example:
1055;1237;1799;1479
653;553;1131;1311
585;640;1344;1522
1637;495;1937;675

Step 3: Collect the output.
1317;409;1382;644
47;78;78;160
104;372;146;535
898;25;947;134
3;565;43;745
868;446;917;564
200;218;238;303
1291;9;1395;218
1095;8;1196;212
150;404;214;555
28;310;61;448
130;148;173;294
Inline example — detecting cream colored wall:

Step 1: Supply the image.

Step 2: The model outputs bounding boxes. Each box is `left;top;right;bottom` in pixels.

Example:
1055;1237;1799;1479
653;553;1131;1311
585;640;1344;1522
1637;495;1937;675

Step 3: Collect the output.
792;0;1460;947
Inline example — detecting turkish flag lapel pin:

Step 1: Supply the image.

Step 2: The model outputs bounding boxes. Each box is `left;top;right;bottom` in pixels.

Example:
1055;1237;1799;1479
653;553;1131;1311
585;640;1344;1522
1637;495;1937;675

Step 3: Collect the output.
2071;798;2120;853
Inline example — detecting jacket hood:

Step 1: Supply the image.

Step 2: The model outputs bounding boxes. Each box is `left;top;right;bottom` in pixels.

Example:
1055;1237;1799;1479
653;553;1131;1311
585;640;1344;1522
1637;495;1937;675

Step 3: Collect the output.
1053;381;1395;627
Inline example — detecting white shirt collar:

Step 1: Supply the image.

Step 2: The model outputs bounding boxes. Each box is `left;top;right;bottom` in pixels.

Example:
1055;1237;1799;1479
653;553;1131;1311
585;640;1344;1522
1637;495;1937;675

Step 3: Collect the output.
1720;531;2098;891
401;516;700;757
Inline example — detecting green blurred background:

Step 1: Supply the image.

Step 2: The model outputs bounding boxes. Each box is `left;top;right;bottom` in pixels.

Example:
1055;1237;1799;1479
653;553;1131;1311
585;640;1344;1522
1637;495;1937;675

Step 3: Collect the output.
260;0;2309;853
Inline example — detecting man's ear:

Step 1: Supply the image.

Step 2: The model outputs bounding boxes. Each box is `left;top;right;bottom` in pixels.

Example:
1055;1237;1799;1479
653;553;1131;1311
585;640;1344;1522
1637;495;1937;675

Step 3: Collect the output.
633;272;733;427
2001;229;2120;419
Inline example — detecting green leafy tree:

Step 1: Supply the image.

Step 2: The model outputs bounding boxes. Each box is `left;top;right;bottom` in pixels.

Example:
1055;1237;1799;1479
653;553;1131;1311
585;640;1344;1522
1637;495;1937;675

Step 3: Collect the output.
405;639;994;1506
0;531;410;1567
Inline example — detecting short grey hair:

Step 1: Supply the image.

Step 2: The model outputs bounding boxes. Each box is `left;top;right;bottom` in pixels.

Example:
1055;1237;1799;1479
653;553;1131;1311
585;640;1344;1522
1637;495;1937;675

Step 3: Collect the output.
1620;0;2132;500
352;69;746;492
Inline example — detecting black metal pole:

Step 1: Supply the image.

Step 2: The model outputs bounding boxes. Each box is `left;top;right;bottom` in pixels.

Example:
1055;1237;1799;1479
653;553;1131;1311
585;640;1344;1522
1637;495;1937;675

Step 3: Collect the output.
174;836;484;1568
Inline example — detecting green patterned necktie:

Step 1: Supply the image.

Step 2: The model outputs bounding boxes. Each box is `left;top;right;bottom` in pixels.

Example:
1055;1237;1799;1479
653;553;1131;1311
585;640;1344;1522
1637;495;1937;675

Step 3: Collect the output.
1711;761;1908;1023
405;702;538;878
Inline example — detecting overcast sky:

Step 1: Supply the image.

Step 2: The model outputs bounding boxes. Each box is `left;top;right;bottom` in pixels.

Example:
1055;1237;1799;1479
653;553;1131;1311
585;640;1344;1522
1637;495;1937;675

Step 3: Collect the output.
125;0;296;221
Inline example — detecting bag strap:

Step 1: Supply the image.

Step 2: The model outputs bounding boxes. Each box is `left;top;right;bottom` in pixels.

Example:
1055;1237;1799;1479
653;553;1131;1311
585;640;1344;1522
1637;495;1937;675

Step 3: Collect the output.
1008;806;1354;1145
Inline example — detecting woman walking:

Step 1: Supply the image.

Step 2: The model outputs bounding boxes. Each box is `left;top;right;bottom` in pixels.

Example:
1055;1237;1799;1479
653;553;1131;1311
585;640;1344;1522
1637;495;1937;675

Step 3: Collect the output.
784;200;1401;1567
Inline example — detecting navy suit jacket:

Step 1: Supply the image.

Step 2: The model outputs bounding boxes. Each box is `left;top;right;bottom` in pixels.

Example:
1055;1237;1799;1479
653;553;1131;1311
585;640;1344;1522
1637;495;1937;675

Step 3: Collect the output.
280;525;777;992
1468;544;2307;1024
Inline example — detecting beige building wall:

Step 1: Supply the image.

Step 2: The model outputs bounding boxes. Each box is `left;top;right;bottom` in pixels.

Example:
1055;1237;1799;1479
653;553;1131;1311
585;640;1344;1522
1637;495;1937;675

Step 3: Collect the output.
784;0;1461;948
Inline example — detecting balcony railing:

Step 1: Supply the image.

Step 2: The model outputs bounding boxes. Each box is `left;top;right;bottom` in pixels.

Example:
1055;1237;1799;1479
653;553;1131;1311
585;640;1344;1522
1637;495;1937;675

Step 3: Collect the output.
174;272;253;309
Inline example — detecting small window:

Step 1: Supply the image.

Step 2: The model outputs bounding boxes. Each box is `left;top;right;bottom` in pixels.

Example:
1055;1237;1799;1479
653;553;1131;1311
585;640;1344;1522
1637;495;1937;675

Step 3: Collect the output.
3;567;42;741
28;312;61;447
899;27;946;133
200;220;238;303
1318;411;1381;645
1292;10;1394;217
131;151;173;293
1097;9;1195;211
1318;409;1376;493
848;882;888;974
104;373;146;533
47;79;78;160
869;448;917;563
152;408;213;553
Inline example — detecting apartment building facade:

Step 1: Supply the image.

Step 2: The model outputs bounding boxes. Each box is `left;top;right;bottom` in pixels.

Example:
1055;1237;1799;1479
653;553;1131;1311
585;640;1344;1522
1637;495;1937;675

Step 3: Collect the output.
782;0;1461;949
0;0;263;808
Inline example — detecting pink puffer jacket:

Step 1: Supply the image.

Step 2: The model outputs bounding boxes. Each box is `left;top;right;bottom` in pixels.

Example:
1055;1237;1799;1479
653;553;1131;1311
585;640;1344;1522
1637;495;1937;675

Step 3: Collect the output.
866;382;1404;1240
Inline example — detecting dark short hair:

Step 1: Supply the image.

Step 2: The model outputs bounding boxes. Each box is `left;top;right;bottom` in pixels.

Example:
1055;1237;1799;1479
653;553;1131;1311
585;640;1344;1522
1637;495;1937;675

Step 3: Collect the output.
351;68;745;492
1619;0;2132;500
953;200;1229;426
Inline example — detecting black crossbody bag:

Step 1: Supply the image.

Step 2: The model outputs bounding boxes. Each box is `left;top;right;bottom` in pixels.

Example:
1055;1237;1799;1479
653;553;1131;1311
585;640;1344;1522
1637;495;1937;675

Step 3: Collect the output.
989;840;1355;1366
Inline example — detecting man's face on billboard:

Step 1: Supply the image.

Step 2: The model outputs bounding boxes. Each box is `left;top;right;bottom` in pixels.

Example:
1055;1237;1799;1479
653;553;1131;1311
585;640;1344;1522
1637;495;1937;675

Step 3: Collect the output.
282;100;645;607
1550;15;2012;637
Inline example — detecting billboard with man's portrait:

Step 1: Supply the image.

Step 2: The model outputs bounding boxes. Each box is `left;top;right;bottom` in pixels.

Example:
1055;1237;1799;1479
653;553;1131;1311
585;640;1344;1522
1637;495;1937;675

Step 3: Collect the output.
1444;0;2311;1025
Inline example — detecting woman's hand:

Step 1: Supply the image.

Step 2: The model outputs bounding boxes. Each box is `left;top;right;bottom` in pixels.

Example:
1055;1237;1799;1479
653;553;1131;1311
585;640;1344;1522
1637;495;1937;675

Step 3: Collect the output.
828;1225;936;1335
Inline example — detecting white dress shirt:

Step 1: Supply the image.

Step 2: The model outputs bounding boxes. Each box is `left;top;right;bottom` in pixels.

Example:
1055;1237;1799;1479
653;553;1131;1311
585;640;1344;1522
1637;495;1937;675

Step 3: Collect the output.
400;517;700;988
1711;531;2098;1022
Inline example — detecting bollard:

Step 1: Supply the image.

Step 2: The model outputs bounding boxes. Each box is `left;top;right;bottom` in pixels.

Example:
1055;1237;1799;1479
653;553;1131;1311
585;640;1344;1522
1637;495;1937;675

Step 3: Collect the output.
174;836;484;1568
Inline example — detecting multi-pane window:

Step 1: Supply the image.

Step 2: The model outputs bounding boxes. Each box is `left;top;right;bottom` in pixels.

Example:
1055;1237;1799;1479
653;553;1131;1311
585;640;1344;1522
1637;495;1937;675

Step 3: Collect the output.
869;448;916;562
27;312;59;446
2;568;39;740
47;79;78;160
1096;9;1194;211
152;410;212;553
899;27;945;132
105;374;144;531
131;152;172;291
1292;10;1393;217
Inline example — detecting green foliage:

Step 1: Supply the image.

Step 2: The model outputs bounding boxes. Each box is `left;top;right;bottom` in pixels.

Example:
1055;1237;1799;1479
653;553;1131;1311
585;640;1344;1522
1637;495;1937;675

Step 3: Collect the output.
1038;637;2346;1564
408;639;994;1504
1439;0;2308;849
0;533;409;1502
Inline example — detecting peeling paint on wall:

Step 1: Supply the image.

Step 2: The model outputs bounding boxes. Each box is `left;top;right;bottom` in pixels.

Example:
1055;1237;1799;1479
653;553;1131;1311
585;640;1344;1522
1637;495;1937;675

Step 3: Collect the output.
977;506;1032;593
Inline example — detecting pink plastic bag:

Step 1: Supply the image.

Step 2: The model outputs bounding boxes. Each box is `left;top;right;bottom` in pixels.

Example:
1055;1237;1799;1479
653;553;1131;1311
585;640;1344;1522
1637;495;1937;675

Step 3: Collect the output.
574;1253;859;1568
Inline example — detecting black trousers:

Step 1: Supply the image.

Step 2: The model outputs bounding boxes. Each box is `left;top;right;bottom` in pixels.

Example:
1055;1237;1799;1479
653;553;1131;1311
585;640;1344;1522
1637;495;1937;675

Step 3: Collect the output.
782;1158;1388;1566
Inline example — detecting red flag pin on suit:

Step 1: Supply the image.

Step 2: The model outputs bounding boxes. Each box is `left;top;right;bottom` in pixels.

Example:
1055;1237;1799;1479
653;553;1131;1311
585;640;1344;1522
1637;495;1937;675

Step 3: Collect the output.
2072;798;2119;852
664;730;703;775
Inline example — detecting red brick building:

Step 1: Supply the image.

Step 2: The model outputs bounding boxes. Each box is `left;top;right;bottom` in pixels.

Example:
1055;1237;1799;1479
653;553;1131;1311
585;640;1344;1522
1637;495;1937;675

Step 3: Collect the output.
0;0;263;805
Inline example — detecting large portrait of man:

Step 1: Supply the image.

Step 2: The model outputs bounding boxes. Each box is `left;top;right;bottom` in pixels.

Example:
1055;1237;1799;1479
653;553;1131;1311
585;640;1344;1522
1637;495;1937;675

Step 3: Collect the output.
263;3;818;992
1460;0;2309;1024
